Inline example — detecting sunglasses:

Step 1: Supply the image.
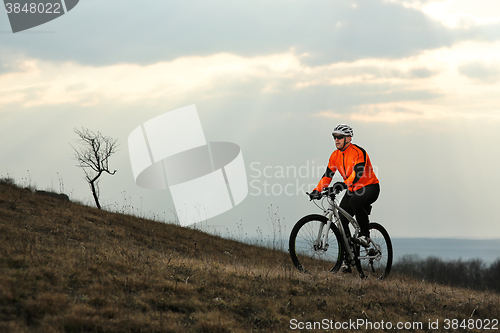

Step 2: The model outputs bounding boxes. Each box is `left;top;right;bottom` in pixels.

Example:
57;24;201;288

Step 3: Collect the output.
332;135;346;140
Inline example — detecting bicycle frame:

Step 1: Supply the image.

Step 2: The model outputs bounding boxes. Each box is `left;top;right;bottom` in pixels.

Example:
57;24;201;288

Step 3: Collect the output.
317;196;360;264
316;195;386;266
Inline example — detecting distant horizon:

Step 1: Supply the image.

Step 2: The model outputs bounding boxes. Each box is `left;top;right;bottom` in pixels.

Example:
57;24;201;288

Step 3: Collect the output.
391;238;500;265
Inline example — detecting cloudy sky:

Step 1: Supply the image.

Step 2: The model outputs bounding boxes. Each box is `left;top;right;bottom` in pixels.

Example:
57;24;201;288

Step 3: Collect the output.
1;0;500;240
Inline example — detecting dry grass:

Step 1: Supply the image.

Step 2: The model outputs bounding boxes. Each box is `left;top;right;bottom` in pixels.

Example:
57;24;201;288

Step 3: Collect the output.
0;181;499;332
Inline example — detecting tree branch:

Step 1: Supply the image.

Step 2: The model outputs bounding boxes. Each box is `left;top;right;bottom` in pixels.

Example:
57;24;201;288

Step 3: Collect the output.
71;127;119;209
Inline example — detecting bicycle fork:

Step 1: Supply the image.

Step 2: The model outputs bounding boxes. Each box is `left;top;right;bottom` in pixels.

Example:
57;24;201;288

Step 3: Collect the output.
315;212;356;265
314;219;331;252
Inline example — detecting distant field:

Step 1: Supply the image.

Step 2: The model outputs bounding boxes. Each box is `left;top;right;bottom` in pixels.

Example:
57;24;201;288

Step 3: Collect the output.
392;238;500;264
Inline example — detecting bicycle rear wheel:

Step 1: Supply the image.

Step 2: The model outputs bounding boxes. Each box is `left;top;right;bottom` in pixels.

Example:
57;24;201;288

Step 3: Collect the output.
289;214;344;274
355;222;393;279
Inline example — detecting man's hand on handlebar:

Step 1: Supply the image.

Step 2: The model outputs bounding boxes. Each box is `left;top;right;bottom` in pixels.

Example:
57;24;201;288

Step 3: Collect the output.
308;182;347;200
308;190;322;200
332;181;347;193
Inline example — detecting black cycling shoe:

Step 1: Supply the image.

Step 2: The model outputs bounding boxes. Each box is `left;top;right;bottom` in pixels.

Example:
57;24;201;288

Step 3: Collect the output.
352;235;370;247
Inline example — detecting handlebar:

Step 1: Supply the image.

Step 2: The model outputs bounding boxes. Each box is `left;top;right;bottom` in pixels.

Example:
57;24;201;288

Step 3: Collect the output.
306;187;343;200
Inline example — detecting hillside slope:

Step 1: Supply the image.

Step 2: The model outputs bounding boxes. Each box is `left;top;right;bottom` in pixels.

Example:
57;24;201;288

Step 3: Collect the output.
0;181;498;332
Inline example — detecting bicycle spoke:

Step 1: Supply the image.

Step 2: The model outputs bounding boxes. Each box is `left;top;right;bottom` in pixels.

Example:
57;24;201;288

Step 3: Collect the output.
289;215;344;274
355;223;393;279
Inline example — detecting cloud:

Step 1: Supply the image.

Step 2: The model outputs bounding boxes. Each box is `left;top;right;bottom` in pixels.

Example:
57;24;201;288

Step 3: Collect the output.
0;0;478;67
0;51;443;116
0;49;30;74
407;67;438;78
3;39;500;125
458;61;500;83
316;105;425;123
0;61;14;75
386;0;500;29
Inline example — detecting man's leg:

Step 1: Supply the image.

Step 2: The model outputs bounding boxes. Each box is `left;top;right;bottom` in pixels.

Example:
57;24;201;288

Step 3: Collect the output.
338;191;355;272
348;184;380;238
339;191;354;237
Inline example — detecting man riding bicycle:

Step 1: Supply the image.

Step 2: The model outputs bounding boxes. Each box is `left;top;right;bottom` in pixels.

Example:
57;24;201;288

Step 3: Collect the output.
309;124;380;248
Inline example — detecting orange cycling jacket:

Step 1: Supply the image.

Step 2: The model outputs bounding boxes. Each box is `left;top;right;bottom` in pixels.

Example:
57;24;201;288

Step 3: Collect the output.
315;143;379;193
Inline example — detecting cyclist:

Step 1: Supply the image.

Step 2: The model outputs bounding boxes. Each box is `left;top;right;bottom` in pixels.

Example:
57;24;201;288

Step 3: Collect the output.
309;124;380;248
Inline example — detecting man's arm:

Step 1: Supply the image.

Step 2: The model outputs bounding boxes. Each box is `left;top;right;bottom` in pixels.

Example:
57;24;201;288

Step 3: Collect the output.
314;166;335;192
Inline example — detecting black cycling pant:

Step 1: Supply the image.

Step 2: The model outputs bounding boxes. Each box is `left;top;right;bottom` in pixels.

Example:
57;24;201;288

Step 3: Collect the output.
339;183;380;238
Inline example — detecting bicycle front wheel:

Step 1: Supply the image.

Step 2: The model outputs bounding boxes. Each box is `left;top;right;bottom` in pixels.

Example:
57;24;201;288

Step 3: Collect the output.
289;214;344;274
355;222;393;279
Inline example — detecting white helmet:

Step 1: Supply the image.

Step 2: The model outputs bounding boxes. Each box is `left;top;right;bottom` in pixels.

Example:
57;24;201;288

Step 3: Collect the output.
332;124;353;137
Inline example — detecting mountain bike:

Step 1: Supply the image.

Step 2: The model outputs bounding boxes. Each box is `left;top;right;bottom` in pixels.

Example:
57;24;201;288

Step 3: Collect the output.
289;187;393;279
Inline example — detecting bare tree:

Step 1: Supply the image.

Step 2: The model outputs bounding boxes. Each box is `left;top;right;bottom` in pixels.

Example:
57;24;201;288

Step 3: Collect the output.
72;127;118;209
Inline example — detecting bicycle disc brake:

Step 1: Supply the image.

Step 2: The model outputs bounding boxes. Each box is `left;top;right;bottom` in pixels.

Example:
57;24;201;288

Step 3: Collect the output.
313;239;329;252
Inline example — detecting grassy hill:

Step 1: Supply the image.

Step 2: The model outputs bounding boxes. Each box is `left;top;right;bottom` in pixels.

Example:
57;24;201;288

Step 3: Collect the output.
1;180;499;333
